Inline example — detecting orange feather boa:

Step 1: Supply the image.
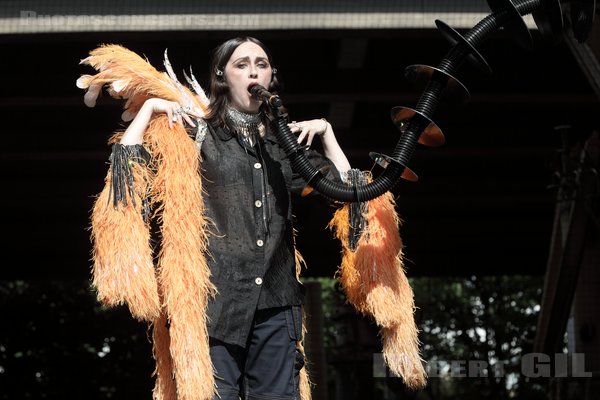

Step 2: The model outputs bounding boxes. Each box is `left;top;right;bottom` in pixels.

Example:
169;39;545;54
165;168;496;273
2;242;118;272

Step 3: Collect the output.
329;191;427;389
84;44;312;400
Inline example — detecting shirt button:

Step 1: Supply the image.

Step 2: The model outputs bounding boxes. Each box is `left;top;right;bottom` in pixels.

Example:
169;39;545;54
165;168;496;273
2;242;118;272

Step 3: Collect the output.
254;162;262;169
255;200;262;208
256;239;264;247
255;277;263;285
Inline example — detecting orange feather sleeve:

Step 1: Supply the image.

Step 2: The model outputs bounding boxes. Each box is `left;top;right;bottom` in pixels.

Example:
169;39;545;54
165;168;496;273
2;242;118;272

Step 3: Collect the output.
329;191;427;389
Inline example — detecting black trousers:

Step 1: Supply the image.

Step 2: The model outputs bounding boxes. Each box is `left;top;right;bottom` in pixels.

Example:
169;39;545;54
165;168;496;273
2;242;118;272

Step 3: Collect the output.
210;306;305;400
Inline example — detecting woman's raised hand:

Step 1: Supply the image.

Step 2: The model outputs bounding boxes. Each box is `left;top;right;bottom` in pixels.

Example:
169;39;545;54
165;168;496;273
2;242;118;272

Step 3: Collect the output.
120;98;205;145
288;118;330;148
145;98;205;129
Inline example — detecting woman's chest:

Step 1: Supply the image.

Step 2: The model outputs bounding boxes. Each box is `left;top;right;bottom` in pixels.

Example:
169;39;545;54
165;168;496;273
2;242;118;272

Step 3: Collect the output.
201;134;292;196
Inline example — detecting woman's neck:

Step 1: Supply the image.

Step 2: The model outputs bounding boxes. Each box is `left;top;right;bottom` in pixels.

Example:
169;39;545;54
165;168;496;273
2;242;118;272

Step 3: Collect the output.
225;107;265;146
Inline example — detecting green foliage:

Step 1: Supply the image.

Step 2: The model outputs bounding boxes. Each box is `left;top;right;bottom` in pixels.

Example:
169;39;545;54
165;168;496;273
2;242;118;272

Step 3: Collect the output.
306;275;548;400
1;275;548;399
412;275;547;399
0;280;153;400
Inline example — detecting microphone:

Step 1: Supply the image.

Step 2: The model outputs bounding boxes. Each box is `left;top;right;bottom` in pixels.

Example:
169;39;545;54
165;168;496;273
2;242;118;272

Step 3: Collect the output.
248;84;282;107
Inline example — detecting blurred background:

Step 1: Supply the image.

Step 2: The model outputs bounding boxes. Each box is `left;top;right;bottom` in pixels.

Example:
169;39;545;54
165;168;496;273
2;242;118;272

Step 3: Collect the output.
0;1;599;399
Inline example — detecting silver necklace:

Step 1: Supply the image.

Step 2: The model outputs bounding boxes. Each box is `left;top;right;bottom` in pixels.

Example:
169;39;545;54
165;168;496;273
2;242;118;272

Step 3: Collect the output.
225;107;265;147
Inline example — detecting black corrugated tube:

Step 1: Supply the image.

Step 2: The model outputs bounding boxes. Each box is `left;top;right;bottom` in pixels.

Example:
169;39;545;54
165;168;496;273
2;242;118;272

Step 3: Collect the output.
273;0;543;203
516;0;542;17
466;11;505;48
270;116;406;201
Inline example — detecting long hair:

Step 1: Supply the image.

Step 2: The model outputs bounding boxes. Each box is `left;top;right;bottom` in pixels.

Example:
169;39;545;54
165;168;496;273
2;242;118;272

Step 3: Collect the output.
205;36;281;128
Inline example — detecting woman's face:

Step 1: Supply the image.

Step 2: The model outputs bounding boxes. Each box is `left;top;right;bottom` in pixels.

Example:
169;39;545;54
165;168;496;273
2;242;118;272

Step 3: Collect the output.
224;41;273;113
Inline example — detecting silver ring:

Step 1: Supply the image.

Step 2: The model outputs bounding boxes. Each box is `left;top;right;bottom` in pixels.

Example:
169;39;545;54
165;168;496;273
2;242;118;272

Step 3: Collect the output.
174;106;190;116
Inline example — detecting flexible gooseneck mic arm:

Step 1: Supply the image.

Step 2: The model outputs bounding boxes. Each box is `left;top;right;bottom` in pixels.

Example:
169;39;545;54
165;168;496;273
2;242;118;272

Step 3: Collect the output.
251;0;588;203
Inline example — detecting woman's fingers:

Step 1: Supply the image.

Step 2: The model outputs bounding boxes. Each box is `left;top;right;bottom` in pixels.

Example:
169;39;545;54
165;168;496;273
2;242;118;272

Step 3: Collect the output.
147;99;202;129
182;113;196;127
296;124;308;143
297;131;307;144
289;121;318;147
305;134;314;147
188;107;205;118
173;105;202;128
170;105;184;128
166;108;174;129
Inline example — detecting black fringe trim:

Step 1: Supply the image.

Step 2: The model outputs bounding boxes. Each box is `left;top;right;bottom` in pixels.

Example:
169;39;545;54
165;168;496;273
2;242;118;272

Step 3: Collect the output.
107;143;151;221
346;169;369;251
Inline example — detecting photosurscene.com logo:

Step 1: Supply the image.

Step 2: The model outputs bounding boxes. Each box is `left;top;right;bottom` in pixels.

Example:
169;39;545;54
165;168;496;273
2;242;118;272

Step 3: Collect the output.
18;10;260;28
373;353;593;378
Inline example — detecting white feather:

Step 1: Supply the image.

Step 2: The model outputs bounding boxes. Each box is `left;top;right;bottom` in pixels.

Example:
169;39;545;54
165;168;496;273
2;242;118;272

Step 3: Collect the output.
162;49;211;111
163;49;197;108
76;75;92;89
121;110;136;122
163;48;182;86
184;67;210;106
84;84;101;107
111;79;130;93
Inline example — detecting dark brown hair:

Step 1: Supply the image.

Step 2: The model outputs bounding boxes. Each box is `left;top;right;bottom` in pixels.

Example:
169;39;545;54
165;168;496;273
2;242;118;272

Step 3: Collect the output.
205;36;281;128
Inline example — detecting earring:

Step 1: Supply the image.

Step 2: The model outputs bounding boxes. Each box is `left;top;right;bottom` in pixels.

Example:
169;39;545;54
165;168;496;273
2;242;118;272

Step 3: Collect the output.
215;68;223;76
272;68;278;74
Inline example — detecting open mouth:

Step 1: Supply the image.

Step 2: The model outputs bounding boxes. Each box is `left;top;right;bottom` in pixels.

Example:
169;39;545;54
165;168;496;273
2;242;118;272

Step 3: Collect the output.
247;83;259;92
247;83;261;99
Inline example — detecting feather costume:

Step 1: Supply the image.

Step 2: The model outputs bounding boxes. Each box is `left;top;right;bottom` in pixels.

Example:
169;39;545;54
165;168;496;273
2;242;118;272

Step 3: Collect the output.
81;44;424;398
80;44;214;400
80;44;314;400
329;182;427;389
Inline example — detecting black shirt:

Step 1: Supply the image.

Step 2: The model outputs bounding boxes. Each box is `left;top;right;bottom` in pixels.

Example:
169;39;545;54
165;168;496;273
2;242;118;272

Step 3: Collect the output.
200;123;340;347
